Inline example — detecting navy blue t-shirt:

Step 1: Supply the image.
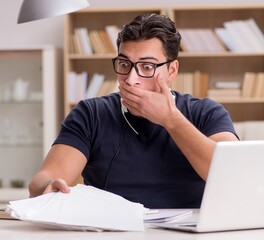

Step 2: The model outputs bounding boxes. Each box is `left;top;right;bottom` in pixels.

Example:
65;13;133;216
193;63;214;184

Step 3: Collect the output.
54;91;237;208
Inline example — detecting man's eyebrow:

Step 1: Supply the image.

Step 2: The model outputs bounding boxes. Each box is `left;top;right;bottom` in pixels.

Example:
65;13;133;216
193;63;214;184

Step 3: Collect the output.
117;53;159;62
139;57;158;62
117;53;129;59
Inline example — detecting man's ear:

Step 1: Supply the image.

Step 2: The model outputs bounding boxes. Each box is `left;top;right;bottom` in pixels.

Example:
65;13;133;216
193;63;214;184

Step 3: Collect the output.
167;60;179;84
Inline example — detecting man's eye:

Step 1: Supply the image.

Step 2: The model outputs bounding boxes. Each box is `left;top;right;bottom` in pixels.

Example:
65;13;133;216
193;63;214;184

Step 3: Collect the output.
143;63;154;71
119;62;130;68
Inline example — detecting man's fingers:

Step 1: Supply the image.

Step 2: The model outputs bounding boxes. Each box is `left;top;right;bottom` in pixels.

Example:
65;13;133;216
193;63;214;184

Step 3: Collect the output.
43;179;71;195
53;179;71;193
157;74;171;96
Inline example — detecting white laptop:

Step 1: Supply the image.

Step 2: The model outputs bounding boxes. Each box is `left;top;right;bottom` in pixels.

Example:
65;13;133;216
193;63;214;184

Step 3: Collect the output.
153;140;264;233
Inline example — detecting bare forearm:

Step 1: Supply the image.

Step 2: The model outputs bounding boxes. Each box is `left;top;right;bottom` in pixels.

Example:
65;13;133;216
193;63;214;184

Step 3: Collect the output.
163;110;217;181
29;145;87;197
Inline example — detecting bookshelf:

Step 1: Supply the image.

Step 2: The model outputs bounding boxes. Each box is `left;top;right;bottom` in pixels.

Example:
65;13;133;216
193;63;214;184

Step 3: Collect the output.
64;7;165;115
64;5;264;122
169;4;264;122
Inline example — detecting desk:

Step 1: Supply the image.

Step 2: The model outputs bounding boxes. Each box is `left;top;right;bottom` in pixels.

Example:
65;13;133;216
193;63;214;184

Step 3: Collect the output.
1;210;264;240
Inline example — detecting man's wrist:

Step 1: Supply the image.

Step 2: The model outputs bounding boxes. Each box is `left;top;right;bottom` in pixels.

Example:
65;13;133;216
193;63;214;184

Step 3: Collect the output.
162;109;182;131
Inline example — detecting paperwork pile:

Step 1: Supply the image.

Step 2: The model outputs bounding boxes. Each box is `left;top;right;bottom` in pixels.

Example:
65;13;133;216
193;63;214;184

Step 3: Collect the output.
6;184;146;231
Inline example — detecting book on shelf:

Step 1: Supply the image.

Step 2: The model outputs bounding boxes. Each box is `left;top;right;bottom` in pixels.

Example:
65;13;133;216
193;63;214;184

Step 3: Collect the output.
241;72;256;98
216;18;264;52
91;29;117;54
72;26;120;54
214;81;241;89
198;29;226;52
241;72;264;98
67;72;118;102
96;80;113;97
85;73;105;99
245;18;264;51
179;28;226;52
237;19;264;52
193;71;209;98
208;80;242;98
69;34;77;54
208;72;264;99
71;33;81;54
214;27;237;52
73;28;93;55
68;71;88;102
97;79;119;97
105;25;120;53
223;20;250;52
207;88;242;98
240;18;264;52
171;71;209;98
252;72;264;98
99;30;116;54
89;30;107;54
172;72;191;95
179;29;197;52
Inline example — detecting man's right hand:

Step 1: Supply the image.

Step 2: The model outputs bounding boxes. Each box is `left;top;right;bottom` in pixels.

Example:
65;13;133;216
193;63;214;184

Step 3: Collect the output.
42;179;71;195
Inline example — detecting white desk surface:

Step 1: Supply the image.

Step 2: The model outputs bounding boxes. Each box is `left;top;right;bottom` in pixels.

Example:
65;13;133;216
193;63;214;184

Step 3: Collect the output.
1;209;264;240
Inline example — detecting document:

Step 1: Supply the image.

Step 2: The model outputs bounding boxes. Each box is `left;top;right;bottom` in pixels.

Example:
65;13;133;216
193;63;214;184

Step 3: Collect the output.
6;184;146;231
144;209;193;223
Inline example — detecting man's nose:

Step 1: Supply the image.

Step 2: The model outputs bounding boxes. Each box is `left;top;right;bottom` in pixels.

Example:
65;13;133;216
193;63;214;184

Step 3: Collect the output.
125;67;141;86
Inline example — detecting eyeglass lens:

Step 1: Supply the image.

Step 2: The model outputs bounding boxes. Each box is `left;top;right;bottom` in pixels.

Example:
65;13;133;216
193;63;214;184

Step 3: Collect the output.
114;59;156;77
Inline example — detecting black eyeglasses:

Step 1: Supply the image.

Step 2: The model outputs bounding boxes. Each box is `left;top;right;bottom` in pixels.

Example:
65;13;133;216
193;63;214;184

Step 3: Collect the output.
112;57;174;78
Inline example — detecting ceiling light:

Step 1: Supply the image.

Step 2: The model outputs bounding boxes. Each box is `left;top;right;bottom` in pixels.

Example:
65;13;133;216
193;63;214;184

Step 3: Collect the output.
17;0;90;24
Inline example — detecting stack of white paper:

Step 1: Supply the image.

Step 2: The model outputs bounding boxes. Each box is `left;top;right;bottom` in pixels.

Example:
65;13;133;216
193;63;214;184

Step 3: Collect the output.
144;209;193;223
6;184;146;232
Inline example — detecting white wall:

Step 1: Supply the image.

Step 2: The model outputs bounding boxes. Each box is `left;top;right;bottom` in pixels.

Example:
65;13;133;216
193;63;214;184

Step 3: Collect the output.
0;0;63;48
0;0;263;49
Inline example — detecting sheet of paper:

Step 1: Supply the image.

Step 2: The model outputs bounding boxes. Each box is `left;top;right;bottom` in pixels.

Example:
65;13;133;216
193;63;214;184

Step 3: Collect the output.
144;209;193;223
57;185;145;231
6;184;145;231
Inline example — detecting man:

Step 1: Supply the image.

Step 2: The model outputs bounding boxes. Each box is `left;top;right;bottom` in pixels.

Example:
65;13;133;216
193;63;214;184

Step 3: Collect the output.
29;14;238;208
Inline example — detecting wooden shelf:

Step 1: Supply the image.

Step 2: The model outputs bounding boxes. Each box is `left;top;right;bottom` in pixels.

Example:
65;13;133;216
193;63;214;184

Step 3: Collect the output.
179;52;264;58
170;4;264;122
210;97;264;104
64;5;264;122
68;53;116;59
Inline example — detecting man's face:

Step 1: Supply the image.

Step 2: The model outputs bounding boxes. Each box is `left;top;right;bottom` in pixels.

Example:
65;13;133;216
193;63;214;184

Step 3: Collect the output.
117;38;178;92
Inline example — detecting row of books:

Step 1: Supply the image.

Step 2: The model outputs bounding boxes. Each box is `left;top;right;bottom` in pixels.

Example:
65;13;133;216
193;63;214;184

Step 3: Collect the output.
68;70;263;103
67;71;118;103
68;71;88;102
68;70;210;102
71;18;264;54
242;72;264;98
207;82;242;98
171;71;209;98
179;18;264;52
207;72;264;99
71;25;120;54
179;28;226;52
216;18;264;52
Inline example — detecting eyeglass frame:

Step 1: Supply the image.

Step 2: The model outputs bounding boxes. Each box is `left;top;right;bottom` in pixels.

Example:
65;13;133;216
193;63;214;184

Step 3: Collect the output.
112;57;174;78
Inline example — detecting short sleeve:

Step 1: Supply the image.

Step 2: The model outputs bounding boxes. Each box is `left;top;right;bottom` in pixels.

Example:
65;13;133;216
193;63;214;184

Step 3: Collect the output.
53;100;95;159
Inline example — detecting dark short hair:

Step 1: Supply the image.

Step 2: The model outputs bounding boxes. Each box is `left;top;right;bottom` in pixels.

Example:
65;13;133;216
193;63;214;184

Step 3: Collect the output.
117;13;181;60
